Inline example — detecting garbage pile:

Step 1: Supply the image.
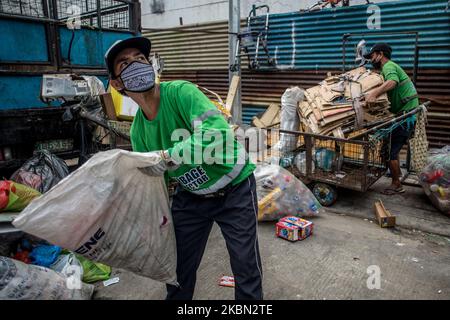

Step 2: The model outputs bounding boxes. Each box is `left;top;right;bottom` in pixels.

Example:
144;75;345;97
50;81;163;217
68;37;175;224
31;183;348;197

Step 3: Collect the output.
12;149;178;286
419;146;450;215
254;163;322;221
0;150;69;213
0;235;111;300
1;150;113;300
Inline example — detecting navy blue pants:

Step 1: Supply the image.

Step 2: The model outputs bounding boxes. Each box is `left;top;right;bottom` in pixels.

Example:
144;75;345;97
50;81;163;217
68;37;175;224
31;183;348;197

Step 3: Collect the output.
166;174;263;300
390;122;415;160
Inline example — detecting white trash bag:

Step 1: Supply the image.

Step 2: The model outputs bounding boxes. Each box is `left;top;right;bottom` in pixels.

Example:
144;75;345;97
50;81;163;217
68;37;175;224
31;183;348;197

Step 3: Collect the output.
274;86;305;153
0;256;94;300
50;252;84;281
13;149;177;285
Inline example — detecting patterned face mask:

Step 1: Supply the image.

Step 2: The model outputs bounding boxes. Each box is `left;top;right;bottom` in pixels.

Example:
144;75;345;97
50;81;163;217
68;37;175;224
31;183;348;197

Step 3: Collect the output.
119;61;155;93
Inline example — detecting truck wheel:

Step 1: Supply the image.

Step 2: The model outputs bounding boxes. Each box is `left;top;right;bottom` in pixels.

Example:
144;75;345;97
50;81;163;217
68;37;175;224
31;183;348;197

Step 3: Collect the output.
312;183;338;207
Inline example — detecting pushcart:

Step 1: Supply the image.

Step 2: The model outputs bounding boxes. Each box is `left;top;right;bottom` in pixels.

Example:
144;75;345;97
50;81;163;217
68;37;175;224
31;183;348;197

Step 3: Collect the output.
259;104;428;206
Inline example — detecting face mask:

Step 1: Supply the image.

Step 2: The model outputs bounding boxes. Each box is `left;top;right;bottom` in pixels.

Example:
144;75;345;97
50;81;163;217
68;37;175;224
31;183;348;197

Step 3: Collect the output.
371;54;382;70
119;61;155;93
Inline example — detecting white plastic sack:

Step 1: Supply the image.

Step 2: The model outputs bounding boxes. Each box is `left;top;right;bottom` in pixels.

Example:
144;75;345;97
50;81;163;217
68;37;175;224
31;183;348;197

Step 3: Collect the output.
0;256;94;300
50;252;84;282
254;163;321;221
274;87;305;154
13;149;177;285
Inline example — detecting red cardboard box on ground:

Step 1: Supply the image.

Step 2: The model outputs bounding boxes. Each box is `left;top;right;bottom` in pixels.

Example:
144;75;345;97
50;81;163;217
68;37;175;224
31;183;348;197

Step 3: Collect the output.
275;221;299;241
277;216;314;241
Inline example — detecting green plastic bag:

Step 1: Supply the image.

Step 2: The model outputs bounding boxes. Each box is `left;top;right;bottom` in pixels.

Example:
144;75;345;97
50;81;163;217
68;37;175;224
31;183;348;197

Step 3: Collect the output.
76;254;112;283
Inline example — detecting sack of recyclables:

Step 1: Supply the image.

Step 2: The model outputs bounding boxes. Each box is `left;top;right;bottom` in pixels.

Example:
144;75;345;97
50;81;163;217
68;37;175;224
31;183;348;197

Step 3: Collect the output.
13;149;178;285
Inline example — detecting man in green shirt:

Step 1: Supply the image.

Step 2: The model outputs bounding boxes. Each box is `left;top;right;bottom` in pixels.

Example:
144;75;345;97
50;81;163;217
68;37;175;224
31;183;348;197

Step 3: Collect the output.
105;37;263;299
364;43;419;195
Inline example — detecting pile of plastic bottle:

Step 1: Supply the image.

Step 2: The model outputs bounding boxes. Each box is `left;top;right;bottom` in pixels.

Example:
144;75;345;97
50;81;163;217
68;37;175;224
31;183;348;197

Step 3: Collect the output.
419;146;450;215
254;163;322;221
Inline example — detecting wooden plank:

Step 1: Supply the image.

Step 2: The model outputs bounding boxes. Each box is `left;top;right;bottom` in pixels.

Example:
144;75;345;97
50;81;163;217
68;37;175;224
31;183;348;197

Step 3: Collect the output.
258;103;280;126
225;75;240;112
374;200;396;228
99;93;117;120
252;117;266;128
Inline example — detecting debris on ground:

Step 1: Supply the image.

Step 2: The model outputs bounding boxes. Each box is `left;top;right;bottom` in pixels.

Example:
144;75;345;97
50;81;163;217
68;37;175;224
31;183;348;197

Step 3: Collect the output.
103;277;120;287
374;200;396;228
219;275;235;288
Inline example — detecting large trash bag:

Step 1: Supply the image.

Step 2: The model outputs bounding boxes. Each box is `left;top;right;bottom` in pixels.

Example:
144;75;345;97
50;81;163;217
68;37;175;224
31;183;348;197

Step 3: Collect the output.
274;87;305;153
10;150;69;193
13;149;177;285
419;146;450;215
0;256;94;300
254;163;322;221
0;180;41;212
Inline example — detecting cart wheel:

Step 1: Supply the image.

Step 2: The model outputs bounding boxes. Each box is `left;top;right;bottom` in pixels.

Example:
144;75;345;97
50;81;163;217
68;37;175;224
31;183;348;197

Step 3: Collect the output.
312;183;338;207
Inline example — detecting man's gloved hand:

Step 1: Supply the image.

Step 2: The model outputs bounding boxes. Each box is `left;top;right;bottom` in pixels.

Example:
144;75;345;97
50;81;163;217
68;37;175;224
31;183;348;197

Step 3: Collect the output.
139;150;180;176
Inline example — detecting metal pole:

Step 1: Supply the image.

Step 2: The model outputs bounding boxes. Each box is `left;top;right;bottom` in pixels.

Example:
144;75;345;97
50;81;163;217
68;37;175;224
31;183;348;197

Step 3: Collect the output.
229;0;242;124
97;0;102;29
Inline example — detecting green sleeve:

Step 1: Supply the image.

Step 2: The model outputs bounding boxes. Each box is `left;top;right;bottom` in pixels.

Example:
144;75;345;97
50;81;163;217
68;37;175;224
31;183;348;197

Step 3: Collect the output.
382;63;400;83
167;82;235;165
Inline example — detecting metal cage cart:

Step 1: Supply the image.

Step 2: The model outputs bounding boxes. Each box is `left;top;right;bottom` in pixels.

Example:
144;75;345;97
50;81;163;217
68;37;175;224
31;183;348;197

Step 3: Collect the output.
261;104;427;206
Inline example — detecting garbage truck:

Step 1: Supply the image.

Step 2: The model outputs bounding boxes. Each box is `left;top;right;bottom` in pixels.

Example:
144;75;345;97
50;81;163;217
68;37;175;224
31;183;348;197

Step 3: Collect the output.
0;0;140;177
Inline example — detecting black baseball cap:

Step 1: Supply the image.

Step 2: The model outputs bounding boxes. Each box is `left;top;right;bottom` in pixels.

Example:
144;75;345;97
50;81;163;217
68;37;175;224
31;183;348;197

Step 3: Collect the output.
363;42;392;59
104;36;151;77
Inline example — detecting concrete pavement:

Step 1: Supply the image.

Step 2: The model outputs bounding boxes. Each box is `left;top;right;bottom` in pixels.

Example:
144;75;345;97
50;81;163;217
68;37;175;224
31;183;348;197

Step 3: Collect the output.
93;207;450;300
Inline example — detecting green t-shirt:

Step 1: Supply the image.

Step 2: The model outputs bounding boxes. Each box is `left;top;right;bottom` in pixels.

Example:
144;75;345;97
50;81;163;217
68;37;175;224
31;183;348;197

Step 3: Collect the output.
381;60;419;114
130;80;255;195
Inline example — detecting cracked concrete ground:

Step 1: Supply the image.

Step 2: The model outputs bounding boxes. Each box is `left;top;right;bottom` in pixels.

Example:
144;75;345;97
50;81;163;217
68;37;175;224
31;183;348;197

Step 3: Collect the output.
93;177;450;300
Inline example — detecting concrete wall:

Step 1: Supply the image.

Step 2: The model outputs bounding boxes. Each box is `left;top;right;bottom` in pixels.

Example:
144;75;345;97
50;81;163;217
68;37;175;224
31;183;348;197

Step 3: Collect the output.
141;0;388;29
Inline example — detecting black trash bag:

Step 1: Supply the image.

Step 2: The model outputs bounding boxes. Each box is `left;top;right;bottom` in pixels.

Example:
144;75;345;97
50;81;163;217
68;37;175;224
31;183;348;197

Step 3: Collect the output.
10;150;69;193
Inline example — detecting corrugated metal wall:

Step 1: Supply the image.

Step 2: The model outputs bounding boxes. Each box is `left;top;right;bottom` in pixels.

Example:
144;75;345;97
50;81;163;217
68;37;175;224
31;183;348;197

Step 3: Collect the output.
260;0;450;70
145;20;230;70
144;0;450;148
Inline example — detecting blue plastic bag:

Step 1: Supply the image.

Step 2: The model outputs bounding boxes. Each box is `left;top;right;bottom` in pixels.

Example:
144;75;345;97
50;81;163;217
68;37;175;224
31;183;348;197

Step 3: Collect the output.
29;244;62;267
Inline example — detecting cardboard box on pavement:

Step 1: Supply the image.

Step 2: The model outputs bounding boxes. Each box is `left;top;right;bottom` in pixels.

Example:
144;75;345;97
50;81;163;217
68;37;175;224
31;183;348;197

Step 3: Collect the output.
276;216;314;241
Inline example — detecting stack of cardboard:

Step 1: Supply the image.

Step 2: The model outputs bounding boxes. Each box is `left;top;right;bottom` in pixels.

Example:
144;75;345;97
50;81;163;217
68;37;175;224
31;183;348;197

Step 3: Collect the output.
297;67;392;136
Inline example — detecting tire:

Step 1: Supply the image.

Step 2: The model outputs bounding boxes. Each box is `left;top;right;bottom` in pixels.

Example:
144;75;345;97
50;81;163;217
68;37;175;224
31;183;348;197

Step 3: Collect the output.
312;183;338;207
